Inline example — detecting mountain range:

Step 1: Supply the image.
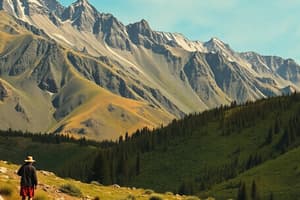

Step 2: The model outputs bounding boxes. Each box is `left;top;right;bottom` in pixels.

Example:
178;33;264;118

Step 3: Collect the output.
0;0;300;140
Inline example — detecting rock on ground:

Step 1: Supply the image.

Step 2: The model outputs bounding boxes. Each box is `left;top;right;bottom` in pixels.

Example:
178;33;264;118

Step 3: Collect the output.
0;167;7;173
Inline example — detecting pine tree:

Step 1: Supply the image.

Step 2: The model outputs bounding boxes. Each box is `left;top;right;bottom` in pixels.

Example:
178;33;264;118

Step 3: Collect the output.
237;182;247;200
178;180;194;195
178;182;188;195
251;180;260;200
269;192;274;200
246;155;253;170
125;132;129;142
135;153;141;175
117;153;129;184
92;151;111;185
277;128;293;152
274;118;280;134
265;128;273;145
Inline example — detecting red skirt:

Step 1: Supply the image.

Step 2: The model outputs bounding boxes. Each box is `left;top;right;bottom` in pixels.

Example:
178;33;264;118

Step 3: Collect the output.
20;186;35;197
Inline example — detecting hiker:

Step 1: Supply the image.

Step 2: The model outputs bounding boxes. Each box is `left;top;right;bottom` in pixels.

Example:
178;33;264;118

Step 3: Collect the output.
17;156;38;200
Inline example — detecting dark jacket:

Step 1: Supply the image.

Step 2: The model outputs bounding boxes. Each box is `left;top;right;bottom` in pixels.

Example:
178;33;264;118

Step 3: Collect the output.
17;163;38;187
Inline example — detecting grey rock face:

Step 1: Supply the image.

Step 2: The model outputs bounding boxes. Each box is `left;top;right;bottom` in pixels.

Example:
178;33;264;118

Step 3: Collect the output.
15;19;48;37
67;52;135;99
241;52;300;80
0;35;64;93
31;42;66;93
42;0;64;16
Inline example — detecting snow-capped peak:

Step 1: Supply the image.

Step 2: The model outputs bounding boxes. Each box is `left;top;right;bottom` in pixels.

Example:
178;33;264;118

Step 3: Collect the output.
71;0;93;11
204;37;228;50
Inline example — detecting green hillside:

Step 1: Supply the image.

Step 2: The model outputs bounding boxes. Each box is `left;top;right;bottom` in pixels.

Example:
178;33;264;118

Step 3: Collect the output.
210;146;300;199
126;94;300;197
1;94;300;199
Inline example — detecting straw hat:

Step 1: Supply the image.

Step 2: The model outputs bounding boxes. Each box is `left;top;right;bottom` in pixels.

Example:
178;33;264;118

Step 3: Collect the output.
24;156;35;163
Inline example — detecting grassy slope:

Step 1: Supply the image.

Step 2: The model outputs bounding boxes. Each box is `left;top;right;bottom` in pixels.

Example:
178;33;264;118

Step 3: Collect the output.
128;96;300;197
0;161;204;200
50;70;173;140
210;146;300;199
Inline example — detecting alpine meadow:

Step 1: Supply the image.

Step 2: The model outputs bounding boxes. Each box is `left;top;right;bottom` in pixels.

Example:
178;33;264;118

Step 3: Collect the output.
0;0;300;200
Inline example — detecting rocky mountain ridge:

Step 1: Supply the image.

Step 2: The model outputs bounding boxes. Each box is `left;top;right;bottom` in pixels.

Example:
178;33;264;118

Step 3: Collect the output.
0;0;300;140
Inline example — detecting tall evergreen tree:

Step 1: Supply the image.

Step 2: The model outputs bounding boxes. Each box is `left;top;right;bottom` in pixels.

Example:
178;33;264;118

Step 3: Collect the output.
265;128;273;145
92;151;111;184
117;153;129;184
178;180;194;195
269;192;274;200
274;118;280;134
251;180;260;200
237;182;248;200
135;153;141;175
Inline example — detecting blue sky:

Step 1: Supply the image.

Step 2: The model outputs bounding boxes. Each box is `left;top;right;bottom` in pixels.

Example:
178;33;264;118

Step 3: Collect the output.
60;0;300;62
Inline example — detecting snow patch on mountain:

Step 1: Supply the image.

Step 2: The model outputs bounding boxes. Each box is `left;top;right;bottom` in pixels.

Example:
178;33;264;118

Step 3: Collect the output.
52;33;73;46
157;32;207;52
17;0;30;23
28;0;42;7
4;0;15;13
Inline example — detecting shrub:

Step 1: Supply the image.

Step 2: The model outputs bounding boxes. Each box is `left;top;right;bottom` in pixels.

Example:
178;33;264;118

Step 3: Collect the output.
149;194;163;200
91;181;102;186
144;189;154;195
59;183;82;197
0;185;13;196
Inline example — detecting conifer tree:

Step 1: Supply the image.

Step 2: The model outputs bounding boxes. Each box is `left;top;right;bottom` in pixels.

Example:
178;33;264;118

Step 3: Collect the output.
274;118;280;134
265;128;273;145
135;153;141;175
251;180;260;200
92;151;111;184
269;192;274;200
237;182;247;200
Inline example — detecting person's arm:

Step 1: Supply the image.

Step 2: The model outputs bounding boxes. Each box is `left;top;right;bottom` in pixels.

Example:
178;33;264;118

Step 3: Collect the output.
17;164;24;176
33;167;38;189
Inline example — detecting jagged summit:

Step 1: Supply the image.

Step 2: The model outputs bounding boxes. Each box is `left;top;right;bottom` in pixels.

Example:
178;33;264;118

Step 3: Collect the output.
0;0;64;20
130;19;152;30
127;19;153;36
69;0;94;11
204;37;231;52
126;19;154;46
61;0;99;30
